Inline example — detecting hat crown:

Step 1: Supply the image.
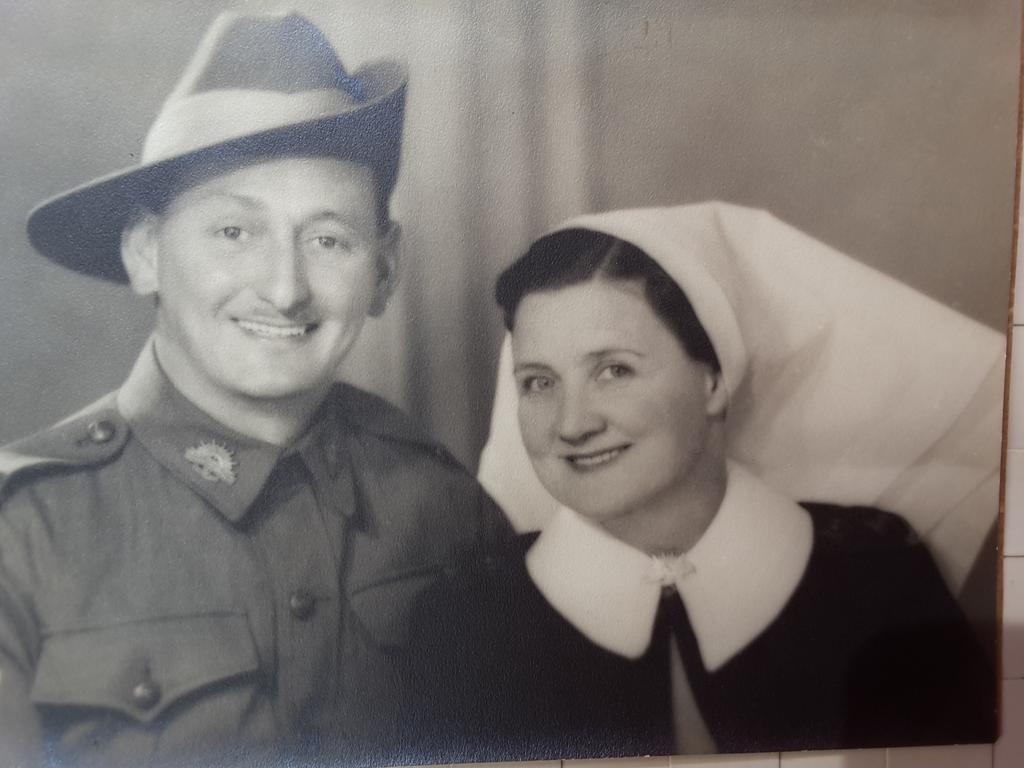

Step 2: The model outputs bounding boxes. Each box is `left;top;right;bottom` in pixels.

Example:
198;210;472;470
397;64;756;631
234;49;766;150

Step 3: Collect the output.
173;12;365;101
141;11;379;163
26;10;406;282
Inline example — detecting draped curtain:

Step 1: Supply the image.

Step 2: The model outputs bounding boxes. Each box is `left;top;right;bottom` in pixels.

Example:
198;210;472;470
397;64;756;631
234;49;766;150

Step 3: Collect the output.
0;0;1018;472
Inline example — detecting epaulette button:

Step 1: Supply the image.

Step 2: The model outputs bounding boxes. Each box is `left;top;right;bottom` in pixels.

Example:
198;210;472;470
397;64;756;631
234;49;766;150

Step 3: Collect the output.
86;420;117;444
131;677;161;710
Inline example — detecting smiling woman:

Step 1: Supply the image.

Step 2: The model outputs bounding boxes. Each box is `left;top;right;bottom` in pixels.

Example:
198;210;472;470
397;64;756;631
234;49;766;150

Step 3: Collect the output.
502;232;727;554
411;202;1001;760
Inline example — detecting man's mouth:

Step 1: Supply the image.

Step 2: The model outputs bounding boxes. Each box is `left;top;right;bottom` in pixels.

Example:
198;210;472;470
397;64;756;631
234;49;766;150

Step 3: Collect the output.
235;319;317;339
565;445;630;469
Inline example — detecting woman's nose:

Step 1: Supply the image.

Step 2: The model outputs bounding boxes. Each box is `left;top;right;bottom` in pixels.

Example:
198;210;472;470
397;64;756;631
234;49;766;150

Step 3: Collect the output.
557;390;605;445
263;238;312;313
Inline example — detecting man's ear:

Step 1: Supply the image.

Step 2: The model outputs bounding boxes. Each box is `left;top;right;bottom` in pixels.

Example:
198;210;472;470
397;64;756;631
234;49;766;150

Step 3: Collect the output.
369;220;401;317
705;368;729;418
120;211;161;297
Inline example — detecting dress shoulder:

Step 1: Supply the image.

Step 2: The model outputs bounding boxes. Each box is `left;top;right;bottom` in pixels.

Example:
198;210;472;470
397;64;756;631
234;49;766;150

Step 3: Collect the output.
0;393;128;502
801;501;921;552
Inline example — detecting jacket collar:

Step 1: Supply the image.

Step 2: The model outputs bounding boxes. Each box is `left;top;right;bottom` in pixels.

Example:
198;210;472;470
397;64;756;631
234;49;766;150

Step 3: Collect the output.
526;461;813;672
116;340;350;523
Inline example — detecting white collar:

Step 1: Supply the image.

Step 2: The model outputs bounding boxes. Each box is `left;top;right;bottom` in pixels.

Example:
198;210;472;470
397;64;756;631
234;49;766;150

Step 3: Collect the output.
526;461;813;672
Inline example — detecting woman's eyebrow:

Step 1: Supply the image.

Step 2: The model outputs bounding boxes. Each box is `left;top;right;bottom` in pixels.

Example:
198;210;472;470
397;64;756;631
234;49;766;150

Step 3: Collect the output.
513;361;554;375
583;347;645;361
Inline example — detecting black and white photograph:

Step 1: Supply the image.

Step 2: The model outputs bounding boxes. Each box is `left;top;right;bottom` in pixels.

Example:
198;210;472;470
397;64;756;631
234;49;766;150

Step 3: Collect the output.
0;1;1018;766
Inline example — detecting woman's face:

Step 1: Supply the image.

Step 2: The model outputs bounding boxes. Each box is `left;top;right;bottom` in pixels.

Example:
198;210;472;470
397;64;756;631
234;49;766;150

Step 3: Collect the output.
511;277;726;527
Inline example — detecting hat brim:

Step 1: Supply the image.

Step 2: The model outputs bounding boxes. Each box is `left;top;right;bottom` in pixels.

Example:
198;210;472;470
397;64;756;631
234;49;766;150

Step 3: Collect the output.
26;61;406;283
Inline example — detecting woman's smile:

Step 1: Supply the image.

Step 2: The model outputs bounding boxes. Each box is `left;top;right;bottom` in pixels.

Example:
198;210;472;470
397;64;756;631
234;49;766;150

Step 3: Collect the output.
564;444;631;470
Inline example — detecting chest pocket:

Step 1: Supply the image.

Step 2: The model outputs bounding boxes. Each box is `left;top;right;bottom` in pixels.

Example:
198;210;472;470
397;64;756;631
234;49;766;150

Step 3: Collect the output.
347;567;443;649
30;613;259;723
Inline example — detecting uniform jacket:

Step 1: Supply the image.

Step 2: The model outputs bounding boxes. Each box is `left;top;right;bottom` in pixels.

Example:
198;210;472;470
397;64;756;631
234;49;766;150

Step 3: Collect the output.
0;345;511;767
414;501;997;762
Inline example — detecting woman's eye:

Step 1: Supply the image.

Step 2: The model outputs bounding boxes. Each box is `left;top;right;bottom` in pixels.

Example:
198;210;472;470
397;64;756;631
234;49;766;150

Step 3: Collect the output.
519;375;555;395
597;363;633;381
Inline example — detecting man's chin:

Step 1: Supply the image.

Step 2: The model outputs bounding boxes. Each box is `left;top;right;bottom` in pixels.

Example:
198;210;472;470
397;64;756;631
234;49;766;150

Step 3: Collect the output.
232;379;330;402
208;366;331;402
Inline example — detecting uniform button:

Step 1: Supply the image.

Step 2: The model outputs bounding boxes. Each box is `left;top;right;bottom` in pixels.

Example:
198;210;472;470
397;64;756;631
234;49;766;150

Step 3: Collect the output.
86;419;116;444
131;678;161;710
288;589;316;620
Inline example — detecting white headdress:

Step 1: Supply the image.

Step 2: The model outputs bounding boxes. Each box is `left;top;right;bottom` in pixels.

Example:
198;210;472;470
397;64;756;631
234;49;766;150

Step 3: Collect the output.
478;202;1005;592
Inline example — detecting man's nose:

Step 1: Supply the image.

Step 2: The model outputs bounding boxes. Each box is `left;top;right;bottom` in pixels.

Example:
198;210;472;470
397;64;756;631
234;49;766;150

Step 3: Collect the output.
557;389;605;446
262;237;312;313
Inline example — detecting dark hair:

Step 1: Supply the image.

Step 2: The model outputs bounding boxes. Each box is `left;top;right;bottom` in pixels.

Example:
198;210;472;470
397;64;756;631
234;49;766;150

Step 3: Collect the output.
495;229;720;371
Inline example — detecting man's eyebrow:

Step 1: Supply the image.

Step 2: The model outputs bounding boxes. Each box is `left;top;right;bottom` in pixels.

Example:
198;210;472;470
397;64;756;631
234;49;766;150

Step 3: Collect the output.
186;190;264;209
305;210;367;227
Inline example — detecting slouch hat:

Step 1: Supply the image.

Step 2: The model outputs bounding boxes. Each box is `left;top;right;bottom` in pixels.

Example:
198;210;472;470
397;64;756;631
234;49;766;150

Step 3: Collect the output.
26;10;406;283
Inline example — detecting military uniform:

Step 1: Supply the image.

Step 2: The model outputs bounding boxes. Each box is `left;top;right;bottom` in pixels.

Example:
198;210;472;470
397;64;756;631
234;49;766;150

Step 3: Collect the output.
0;342;510;767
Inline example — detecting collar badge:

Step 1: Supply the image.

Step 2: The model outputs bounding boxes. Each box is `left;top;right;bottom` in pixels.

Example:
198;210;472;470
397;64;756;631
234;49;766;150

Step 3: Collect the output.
184;440;237;485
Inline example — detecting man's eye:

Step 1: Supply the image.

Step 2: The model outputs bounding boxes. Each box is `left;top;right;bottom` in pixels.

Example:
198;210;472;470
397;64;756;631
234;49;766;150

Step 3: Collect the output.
313;235;353;251
218;226;245;241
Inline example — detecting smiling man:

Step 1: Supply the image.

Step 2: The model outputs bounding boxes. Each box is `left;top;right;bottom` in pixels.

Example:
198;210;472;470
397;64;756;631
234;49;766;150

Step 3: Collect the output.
0;12;508;767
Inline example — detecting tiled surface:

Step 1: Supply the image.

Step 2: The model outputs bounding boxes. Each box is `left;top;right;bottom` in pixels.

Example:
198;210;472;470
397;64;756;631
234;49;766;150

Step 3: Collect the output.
1005;557;1024;679
1009;327;1024;448
994;679;1024;767
780;750;885;767
886;744;992;767
1005;450;1024;556
568;761;671;768
669;756;779;767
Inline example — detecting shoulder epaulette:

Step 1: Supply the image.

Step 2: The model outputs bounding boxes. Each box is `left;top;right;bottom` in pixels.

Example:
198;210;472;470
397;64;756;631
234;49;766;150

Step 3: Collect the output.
0;393;129;500
332;383;464;467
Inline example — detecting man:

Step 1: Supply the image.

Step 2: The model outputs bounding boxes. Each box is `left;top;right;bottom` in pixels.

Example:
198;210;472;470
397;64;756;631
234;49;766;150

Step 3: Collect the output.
0;11;508;767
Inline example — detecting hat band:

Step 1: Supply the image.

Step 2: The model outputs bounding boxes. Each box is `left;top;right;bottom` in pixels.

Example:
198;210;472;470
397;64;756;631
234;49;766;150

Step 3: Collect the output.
142;88;361;163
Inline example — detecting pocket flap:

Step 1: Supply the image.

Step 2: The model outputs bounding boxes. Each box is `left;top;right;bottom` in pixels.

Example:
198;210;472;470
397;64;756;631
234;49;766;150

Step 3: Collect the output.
31;612;258;723
348;568;442;648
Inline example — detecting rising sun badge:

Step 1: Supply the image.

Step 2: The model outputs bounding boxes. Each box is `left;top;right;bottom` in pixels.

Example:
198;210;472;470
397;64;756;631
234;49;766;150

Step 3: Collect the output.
184;441;238;485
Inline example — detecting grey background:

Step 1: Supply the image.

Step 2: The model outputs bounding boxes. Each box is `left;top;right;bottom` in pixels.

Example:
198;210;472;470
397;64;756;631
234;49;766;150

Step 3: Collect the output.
1;0;1019;467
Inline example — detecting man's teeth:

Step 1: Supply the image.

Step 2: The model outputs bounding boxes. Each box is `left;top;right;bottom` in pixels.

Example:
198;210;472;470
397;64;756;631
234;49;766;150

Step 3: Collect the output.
570;447;625;467
236;320;312;339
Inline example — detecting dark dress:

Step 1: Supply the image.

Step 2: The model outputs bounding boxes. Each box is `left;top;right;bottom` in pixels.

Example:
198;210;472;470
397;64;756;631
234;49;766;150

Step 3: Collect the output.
407;503;996;762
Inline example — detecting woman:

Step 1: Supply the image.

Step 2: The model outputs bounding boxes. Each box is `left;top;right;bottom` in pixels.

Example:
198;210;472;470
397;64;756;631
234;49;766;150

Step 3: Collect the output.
412;203;997;761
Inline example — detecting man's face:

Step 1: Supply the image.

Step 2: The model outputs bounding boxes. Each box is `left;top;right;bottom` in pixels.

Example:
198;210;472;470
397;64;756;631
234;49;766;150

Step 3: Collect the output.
123;156;396;411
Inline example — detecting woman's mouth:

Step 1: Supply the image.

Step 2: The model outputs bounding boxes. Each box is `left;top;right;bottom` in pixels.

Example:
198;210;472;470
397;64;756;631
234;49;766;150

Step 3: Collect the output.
565;445;630;469
235;319;317;339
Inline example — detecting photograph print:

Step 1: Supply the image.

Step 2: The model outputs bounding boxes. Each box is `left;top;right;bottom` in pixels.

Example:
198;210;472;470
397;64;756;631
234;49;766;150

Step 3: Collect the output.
0;1;1018;766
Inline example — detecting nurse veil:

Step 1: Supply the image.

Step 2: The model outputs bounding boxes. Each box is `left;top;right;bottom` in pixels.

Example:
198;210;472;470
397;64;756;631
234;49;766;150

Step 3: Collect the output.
447;201;1002;758
481;202;1004;597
